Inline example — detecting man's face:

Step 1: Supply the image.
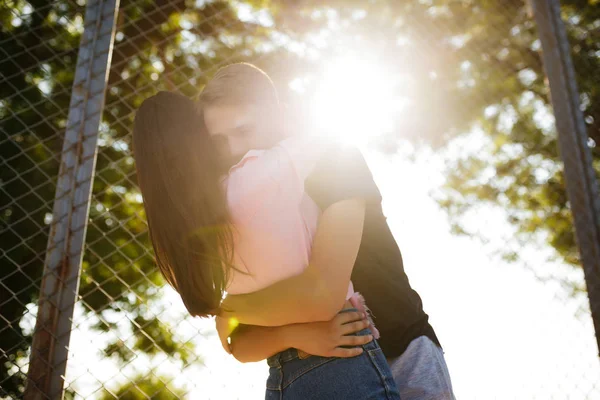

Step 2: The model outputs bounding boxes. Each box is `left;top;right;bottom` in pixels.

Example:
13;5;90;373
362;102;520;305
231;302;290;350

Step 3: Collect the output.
204;104;283;171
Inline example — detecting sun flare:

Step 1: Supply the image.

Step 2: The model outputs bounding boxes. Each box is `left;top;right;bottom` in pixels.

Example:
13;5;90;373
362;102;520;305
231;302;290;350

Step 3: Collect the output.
308;57;408;146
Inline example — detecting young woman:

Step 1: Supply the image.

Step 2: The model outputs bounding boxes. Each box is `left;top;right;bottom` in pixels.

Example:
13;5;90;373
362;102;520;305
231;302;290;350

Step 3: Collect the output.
132;67;399;399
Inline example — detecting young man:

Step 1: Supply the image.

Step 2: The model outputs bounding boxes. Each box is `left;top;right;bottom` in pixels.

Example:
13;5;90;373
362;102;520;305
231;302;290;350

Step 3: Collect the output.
304;148;455;399
206;63;454;399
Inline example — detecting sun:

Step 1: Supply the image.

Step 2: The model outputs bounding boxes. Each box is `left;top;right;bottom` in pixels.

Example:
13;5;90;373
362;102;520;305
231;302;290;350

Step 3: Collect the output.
307;57;408;146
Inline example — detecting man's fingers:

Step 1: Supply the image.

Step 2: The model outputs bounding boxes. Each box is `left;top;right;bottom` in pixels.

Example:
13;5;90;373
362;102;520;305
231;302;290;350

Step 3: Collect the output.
336;311;365;325
340;319;369;335
330;347;364;358
339;334;373;347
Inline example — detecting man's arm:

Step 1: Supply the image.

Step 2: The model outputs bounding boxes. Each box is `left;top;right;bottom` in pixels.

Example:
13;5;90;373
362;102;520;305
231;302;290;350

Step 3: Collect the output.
220;198;365;326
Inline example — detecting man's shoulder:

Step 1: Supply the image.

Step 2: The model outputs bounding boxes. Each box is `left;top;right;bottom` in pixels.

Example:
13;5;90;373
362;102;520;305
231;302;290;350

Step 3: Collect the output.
305;144;382;209
308;144;369;178
322;143;365;164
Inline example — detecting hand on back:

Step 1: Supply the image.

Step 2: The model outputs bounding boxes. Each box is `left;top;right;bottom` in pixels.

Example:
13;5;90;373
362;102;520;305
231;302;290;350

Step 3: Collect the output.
291;311;373;358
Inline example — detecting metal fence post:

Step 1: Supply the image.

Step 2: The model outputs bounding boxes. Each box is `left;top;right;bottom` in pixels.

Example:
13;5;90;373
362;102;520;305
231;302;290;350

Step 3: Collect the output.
24;0;120;398
531;0;600;355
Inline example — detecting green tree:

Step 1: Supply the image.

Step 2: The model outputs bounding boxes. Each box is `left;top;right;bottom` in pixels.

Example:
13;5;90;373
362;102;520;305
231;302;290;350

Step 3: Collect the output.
99;373;187;400
433;1;600;288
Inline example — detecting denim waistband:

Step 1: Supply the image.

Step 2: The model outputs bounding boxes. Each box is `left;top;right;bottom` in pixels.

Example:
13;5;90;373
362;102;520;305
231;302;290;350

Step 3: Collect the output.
267;308;359;368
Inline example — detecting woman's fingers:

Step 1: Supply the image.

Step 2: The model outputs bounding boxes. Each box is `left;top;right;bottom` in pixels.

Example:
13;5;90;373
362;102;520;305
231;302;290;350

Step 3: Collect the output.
330;347;364;358
336;311;365;325
340;319;370;335
339;334;373;347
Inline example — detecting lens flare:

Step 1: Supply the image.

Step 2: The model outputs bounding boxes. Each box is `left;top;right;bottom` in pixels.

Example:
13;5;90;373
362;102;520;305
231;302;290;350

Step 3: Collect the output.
309;57;408;146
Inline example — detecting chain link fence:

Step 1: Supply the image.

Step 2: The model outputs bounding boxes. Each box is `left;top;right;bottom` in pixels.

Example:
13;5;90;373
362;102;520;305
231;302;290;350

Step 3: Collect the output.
2;0;599;399
2;0;85;397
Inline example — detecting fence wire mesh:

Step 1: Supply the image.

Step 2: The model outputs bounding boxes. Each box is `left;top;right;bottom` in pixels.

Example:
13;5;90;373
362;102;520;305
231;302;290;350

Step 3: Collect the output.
1;0;600;399
2;0;86;397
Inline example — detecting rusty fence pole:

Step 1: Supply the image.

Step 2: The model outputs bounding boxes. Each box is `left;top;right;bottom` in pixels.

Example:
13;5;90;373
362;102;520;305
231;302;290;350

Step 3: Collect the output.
531;0;600;355
24;0;120;398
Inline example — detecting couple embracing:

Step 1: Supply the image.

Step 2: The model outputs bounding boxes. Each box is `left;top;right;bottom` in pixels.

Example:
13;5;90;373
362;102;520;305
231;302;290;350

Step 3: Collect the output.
133;63;454;399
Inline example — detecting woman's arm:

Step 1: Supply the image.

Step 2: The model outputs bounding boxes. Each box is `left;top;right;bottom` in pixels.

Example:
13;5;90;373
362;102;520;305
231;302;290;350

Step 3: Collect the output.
220;197;365;326
218;312;373;363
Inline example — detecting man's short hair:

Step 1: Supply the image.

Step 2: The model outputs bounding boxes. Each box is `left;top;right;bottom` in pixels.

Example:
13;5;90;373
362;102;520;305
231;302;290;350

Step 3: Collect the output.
200;62;279;108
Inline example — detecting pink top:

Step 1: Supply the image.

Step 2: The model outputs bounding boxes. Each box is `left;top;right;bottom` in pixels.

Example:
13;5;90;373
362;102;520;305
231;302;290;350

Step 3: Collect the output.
223;136;379;338
223;136;354;298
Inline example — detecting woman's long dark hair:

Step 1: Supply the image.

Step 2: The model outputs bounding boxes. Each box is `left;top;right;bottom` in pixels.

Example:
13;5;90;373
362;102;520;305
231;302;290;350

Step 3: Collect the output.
133;91;233;317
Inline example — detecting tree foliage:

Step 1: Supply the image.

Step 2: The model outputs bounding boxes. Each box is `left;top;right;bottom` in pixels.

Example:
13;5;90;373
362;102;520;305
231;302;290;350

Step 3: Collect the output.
99;373;187;400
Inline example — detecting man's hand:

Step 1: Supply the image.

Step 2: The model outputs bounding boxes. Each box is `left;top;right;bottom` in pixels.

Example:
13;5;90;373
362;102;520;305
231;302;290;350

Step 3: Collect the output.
289;311;373;358
215;315;240;354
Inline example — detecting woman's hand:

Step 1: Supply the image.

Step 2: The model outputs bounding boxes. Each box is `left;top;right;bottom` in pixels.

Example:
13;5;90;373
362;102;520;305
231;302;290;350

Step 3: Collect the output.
290;311;373;358
217;311;373;363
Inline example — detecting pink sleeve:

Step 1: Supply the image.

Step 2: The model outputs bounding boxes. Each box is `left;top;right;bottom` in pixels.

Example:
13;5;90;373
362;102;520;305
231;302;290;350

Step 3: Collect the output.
226;136;323;221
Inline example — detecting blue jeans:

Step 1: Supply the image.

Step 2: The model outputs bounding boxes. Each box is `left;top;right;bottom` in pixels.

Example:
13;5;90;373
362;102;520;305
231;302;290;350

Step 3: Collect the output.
265;309;401;400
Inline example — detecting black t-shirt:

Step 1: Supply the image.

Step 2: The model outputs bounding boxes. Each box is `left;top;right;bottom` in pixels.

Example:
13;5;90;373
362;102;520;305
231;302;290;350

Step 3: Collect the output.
305;145;441;358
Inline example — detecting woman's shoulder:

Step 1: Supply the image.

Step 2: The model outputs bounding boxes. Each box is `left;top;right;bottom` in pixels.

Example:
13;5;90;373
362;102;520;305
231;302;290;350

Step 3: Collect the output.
222;148;280;222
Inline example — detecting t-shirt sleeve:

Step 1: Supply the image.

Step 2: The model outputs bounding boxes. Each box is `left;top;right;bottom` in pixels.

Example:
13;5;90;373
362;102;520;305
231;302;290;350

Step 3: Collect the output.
304;145;382;210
